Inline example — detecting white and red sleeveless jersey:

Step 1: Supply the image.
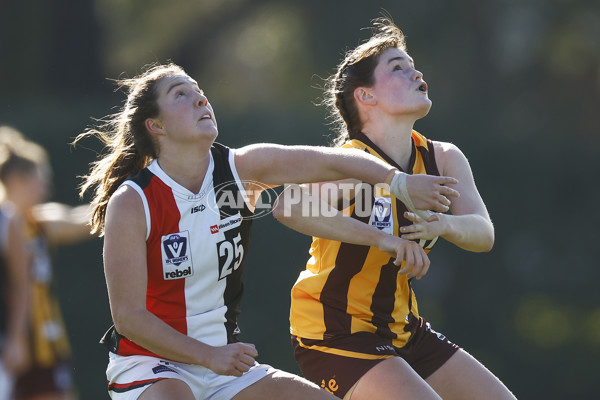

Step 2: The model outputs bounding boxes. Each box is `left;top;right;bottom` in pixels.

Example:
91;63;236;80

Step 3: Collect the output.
101;143;254;359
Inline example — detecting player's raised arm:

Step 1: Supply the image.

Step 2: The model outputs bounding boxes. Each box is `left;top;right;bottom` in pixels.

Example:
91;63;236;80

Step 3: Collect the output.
234;143;459;213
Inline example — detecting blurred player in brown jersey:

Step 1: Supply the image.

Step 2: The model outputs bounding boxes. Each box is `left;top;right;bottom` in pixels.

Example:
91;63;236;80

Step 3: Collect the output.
0;126;92;400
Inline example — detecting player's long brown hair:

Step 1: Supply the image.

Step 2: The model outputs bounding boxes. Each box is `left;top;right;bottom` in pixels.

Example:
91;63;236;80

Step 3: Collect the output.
75;63;185;235
324;16;407;147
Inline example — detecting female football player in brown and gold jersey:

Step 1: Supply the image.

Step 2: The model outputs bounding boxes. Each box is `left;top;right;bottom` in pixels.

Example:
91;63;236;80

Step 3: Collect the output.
0;126;92;400
275;16;516;400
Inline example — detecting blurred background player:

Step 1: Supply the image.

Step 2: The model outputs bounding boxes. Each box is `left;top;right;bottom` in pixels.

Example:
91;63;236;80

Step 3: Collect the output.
0;127;31;399
0;126;93;400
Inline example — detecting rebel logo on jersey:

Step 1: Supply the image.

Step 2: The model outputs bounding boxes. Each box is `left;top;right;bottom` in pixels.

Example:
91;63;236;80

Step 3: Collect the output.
161;231;194;280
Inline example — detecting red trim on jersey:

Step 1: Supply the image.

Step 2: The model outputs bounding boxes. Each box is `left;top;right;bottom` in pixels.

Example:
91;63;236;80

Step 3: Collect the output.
144;176;187;329
115;175;188;357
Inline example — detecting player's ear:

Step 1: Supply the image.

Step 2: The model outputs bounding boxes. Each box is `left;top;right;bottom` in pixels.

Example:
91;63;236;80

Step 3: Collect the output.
145;118;165;136
354;87;376;105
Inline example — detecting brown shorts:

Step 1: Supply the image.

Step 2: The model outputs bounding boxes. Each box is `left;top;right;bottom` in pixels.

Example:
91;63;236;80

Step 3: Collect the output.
14;360;74;399
292;317;459;399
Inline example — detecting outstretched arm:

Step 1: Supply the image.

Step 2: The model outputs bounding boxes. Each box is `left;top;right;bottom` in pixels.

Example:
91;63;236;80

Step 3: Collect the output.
273;183;430;279
31;202;95;246
235;143;459;213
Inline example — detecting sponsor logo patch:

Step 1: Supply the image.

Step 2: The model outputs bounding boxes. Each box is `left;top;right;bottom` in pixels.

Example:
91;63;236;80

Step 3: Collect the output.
375;344;395;352
320;378;339;395
209;213;242;235
191;204;206;214
152;364;177;374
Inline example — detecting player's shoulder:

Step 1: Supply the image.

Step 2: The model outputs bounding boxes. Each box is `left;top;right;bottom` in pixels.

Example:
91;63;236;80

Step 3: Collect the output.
431;141;472;178
432;140;469;170
432;140;466;160
107;185;144;218
104;185;148;238
432;140;460;152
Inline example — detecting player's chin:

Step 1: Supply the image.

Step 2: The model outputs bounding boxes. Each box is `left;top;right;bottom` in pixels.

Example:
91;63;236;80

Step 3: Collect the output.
200;127;219;141
405;102;431;121
416;101;432;118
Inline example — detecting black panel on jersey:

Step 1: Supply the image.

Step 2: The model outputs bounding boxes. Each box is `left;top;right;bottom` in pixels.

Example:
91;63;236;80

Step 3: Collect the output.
126;167;156;191
210;143;254;343
321;188;372;338
418;139;440;176
371;263;401;339
415;139;439;250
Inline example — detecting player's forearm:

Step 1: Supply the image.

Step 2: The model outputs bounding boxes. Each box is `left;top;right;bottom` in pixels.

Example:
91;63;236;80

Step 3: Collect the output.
440;214;494;252
273;198;383;248
113;308;216;367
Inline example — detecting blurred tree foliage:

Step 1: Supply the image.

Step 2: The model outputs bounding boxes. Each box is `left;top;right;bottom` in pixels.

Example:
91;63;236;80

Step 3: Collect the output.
1;0;599;398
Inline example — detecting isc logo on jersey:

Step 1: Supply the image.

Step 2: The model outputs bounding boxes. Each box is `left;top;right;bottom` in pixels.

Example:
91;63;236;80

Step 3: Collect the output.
369;197;394;235
161;231;194;280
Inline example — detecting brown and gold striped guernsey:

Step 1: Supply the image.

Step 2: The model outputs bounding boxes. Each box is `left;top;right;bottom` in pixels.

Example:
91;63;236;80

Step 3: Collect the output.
290;130;440;349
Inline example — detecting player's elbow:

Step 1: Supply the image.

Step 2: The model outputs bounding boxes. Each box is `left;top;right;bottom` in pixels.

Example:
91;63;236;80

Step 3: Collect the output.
272;196;299;223
456;220;494;253
272;198;285;221
111;311;130;337
111;306;143;339
479;230;495;252
473;223;495;253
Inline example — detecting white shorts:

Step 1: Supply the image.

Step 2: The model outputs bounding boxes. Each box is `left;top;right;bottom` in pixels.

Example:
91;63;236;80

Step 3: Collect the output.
106;352;277;400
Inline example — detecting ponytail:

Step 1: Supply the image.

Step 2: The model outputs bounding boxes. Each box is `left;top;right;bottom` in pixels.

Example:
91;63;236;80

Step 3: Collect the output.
75;63;185;234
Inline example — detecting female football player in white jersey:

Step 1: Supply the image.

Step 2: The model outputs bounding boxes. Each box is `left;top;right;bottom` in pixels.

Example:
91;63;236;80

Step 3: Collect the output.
76;62;460;400
274;16;516;400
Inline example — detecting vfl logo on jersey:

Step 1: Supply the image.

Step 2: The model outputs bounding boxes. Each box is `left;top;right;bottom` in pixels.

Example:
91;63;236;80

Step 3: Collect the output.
161;231;194;280
368;197;394;234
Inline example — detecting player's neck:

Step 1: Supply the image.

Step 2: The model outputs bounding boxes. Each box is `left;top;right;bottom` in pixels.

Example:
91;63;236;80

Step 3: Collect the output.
362;119;414;172
157;144;212;194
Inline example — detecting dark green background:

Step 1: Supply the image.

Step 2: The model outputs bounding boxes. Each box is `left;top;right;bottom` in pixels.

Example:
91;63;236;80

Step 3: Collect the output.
1;1;599;398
